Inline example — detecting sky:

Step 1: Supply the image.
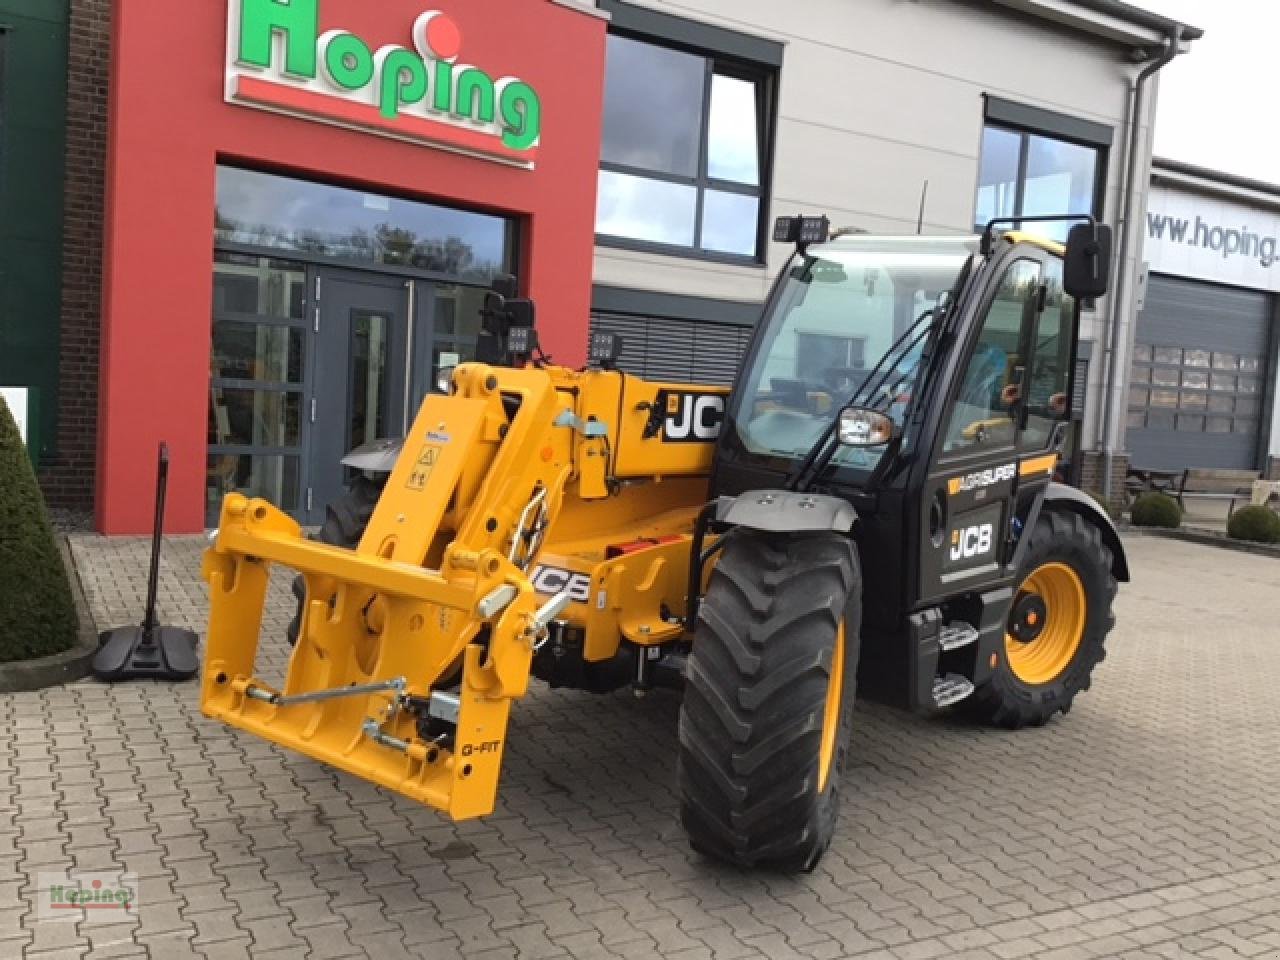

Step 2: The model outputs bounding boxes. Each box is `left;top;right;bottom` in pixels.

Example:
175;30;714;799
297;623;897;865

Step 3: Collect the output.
1132;1;1278;184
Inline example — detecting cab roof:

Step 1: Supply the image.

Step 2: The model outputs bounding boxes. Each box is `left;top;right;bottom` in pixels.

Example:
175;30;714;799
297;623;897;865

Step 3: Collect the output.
1001;231;1066;257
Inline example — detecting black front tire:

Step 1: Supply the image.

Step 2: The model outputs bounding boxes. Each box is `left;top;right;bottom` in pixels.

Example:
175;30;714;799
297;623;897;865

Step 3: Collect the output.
965;509;1116;729
285;475;382;646
678;529;861;871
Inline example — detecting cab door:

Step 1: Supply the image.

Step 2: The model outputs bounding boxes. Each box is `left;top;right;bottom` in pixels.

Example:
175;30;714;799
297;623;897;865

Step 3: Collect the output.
915;248;1073;606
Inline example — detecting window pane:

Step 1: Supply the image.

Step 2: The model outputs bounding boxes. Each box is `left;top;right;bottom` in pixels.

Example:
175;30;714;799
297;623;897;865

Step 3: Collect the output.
349;311;389;451
975;126;1021;229
601;35;704;177
215;167;511;281
1151;367;1179;387
208;454;300;514
708;74;760;185
213;253;306;320
1023;136;1098;242
208;389;301;447
596;170;696;246
1022;259;1073;449
212;321;304;383
701;190;759;255
1184;349;1211;367
943;260;1041;453
1208;394;1233;413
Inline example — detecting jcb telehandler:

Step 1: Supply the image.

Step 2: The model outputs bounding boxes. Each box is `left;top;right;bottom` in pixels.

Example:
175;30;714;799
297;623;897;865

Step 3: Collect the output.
202;215;1128;870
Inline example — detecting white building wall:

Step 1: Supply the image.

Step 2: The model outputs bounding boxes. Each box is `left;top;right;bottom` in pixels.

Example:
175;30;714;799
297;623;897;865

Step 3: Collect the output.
591;0;1160;454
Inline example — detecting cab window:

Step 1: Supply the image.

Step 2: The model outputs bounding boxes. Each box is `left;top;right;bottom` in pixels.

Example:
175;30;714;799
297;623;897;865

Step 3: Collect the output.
942;259;1041;454
1021;258;1074;450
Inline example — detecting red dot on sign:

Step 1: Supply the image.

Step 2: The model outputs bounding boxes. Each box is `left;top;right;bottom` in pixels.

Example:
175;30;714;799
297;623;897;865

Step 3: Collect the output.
426;14;462;60
92;880;102;889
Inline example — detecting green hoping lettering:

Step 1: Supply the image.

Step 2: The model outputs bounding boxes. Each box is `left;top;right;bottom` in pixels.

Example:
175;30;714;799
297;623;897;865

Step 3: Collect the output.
500;81;541;151
324;33;374;90
455;68;496;124
238;0;319;79
380;49;429;120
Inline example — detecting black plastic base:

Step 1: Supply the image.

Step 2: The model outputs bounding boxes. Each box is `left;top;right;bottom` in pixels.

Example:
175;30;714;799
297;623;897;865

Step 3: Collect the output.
92;625;200;682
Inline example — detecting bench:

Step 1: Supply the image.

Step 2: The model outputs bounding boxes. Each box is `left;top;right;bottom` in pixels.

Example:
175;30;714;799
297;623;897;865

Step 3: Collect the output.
1175;468;1261;519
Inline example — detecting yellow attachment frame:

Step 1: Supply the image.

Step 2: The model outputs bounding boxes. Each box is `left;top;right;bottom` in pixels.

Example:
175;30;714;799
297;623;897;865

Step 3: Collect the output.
201;363;723;821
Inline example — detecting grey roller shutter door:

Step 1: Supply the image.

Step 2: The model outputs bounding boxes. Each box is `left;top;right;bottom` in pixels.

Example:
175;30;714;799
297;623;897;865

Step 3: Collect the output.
589;313;752;386
1127;273;1272;471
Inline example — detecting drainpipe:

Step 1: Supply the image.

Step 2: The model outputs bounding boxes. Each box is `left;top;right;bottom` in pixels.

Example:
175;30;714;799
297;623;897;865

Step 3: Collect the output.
1100;27;1183;503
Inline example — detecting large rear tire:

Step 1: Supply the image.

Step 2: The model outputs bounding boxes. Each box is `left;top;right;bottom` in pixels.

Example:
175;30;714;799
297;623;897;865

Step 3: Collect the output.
285;475;382;646
678;529;861;871
965;509;1116;729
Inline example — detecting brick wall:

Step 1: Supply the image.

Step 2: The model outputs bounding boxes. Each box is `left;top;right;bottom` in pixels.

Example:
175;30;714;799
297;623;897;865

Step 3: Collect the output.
39;0;111;516
1079;451;1130;512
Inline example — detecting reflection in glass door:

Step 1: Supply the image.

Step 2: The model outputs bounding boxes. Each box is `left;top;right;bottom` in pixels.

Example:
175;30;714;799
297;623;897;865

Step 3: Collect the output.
310;271;413;523
207;252;309;525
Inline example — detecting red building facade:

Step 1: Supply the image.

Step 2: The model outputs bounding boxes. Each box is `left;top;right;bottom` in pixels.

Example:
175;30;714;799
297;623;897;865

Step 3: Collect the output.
99;0;606;532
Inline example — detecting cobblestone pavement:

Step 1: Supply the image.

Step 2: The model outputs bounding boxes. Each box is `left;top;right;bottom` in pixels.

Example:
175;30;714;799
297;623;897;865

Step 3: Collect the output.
2;533;1279;960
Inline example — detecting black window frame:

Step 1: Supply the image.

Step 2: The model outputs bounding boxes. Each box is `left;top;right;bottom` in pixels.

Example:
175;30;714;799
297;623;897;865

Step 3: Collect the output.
595;1;781;266
975;96;1112;236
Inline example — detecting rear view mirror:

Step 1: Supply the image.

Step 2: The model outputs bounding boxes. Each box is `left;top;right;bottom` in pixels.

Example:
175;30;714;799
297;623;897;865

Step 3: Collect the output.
1064;223;1113;299
838;407;895;446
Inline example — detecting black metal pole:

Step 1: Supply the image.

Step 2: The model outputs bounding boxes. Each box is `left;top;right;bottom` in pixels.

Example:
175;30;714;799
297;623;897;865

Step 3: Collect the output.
140;442;169;640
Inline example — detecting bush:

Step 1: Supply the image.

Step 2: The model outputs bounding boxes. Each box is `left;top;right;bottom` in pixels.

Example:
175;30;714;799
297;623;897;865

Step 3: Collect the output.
1226;505;1280;544
0;396;78;662
1130;491;1182;529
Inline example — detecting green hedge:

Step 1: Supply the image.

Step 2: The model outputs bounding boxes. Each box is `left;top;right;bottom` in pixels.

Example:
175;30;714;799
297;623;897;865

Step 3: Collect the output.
0;395;77;662
1227;505;1280;544
1130;492;1182;529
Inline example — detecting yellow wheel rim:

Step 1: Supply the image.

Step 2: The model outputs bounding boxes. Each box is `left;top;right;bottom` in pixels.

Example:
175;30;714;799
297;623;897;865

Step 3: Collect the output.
818;622;846;792
1004;562;1086;685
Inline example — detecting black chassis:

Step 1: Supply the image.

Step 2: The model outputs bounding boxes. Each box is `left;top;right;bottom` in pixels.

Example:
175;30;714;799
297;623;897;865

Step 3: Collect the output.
704;237;1129;712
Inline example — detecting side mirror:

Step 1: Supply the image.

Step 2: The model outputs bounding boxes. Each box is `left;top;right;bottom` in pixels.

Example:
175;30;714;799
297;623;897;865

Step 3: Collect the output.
1064;223;1113;299
838;407;895;446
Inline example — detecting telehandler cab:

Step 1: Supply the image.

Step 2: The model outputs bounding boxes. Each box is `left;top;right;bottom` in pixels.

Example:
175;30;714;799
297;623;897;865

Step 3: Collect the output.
202;215;1128;870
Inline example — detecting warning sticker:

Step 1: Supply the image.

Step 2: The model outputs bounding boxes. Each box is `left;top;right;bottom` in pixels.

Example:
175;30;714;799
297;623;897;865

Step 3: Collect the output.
405;445;442;491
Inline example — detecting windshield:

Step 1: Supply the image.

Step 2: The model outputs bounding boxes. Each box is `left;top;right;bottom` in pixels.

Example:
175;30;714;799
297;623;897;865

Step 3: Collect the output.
732;236;978;471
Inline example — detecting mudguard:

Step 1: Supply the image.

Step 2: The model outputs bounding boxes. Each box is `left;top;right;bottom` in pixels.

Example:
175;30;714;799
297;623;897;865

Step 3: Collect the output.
341;437;404;473
715;489;856;535
1043;481;1130;581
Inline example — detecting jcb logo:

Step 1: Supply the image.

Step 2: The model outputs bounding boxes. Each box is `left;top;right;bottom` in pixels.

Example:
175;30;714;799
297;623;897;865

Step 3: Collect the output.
530;565;591;603
950;524;993;562
664;392;725;443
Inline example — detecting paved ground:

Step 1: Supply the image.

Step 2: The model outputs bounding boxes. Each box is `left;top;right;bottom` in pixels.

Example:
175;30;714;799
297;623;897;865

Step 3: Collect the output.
2;534;1280;960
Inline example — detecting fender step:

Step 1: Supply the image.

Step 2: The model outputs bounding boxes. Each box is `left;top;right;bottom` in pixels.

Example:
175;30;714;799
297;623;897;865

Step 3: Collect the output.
932;674;975;708
938;622;980;651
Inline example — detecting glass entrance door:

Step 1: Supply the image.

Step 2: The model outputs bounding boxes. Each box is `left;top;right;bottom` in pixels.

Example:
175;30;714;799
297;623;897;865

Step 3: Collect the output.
309;270;420;523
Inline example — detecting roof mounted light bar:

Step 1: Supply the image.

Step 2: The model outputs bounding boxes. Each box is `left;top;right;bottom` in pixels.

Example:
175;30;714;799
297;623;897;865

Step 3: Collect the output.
773;215;831;252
